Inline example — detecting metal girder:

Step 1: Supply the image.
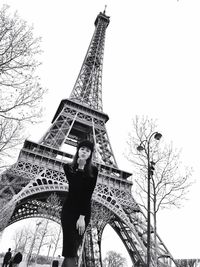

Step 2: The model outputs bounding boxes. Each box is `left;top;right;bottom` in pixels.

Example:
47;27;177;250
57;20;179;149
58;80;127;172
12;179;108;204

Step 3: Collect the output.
10;198;61;225
69;12;110;112
39;101;118;167
0;153;177;266
0;137;177;266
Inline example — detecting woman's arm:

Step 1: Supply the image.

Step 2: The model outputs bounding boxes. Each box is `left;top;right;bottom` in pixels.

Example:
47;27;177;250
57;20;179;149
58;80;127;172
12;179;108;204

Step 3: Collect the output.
79;166;98;216
63;163;72;182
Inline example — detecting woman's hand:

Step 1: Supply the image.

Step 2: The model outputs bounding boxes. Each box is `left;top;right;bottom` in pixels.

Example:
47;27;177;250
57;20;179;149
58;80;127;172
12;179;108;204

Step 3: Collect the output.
77;158;86;169
76;215;85;235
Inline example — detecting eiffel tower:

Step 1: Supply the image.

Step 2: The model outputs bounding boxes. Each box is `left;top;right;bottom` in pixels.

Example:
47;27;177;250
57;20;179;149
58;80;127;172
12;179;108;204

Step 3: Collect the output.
0;9;178;267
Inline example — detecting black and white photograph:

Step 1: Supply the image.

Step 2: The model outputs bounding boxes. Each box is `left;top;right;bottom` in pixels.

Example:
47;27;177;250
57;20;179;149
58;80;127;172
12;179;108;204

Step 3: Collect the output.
0;1;200;267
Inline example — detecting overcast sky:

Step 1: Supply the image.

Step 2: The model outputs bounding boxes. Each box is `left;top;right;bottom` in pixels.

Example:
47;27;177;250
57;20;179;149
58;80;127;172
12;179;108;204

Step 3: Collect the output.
1;0;200;263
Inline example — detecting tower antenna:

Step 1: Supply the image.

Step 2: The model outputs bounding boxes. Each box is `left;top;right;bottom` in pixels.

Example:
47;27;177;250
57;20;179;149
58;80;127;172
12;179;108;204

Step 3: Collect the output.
104;5;107;14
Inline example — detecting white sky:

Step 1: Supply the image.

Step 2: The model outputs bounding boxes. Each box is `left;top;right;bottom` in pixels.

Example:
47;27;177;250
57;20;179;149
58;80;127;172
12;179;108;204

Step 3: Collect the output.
1;0;200;264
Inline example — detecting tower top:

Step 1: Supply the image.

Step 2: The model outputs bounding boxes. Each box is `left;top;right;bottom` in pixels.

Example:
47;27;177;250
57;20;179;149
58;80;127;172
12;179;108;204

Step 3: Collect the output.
94;9;110;27
104;5;107;13
69;10;110;112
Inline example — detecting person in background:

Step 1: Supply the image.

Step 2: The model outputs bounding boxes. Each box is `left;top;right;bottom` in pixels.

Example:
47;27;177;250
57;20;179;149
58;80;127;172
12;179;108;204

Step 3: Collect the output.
9;252;22;267
52;255;62;267
61;140;98;267
2;248;12;267
52;259;59;267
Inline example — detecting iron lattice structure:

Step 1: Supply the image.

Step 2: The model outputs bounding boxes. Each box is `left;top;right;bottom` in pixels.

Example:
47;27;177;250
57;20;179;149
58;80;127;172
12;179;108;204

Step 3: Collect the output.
0;10;178;267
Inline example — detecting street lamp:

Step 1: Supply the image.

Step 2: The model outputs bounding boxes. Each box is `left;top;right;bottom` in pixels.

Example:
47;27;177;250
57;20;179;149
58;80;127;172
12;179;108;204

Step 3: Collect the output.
137;132;162;267
27;221;42;266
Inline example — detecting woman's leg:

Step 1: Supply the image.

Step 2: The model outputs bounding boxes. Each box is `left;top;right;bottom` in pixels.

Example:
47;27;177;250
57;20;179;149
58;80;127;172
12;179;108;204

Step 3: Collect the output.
61;257;76;267
61;211;80;258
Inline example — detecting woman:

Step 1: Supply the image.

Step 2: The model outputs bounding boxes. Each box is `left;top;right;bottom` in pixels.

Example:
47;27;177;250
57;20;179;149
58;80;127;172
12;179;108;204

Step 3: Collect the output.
61;140;98;267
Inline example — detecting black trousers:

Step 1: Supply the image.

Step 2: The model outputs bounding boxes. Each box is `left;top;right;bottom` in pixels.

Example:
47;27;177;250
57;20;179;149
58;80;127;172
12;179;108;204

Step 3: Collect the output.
61;208;90;257
2;261;9;267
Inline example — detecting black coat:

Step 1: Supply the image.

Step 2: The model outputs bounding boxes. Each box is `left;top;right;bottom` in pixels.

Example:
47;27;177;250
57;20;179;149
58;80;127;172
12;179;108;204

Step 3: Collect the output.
61;163;98;257
3;251;11;263
13;252;22;264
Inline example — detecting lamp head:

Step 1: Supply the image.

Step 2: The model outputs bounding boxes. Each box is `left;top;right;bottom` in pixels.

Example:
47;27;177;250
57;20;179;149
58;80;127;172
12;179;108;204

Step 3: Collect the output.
154;132;162;140
137;145;144;152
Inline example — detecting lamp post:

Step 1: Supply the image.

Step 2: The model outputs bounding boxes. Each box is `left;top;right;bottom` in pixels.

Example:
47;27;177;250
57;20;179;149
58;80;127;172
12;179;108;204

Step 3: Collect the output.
137;132;162;267
27;221;42;266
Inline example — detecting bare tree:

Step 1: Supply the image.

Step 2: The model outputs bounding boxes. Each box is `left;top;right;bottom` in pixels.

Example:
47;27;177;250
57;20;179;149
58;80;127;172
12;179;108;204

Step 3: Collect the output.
176;259;197;267
12;226;33;254
0;4;46;169
10;219;59;265
12;227;24;253
187;259;197;267
34;219;56;263
34;193;61;264
179;260;188;267
103;251;127;267
126;115;193;265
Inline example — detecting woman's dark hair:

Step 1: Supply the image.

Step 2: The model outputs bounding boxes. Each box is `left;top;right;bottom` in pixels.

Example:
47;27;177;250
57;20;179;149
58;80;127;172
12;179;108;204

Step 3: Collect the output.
70;145;94;176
